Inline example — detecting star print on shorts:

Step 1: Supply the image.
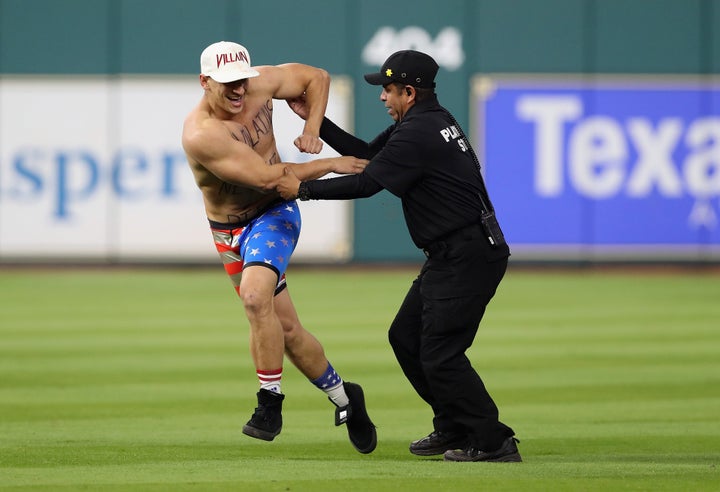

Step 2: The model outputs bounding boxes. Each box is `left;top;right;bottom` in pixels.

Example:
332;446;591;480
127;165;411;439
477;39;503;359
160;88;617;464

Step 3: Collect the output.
239;200;301;278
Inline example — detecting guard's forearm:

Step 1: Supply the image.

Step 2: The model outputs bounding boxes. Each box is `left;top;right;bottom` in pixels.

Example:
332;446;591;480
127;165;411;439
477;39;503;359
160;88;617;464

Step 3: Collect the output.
320;118;375;159
300;173;383;200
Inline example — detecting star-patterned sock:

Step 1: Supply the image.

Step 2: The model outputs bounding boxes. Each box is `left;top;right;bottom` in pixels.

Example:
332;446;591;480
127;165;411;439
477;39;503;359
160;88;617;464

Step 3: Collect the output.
311;362;349;407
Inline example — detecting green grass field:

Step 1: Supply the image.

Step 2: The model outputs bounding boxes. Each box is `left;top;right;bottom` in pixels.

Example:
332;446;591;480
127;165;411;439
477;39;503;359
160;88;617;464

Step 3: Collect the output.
1;265;718;491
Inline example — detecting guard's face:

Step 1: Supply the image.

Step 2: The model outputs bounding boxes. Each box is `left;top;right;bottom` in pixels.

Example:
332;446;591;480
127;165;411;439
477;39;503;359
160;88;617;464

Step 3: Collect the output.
381;84;411;122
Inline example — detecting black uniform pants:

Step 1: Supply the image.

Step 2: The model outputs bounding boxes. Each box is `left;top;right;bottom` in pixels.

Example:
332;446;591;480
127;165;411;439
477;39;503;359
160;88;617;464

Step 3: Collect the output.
388;226;514;450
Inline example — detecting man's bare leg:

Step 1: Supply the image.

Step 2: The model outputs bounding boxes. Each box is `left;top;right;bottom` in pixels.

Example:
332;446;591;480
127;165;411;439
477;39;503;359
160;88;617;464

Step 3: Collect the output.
239;265;285;377
274;287;329;380
274;285;378;453
239;265;286;441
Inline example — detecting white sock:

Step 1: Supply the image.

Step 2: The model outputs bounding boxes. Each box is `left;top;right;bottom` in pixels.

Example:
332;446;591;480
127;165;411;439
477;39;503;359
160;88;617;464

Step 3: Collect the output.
326;383;349;407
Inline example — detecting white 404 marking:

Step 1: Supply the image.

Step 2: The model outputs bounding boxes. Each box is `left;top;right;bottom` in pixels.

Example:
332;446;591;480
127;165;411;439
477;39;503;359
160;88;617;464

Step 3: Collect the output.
362;26;465;71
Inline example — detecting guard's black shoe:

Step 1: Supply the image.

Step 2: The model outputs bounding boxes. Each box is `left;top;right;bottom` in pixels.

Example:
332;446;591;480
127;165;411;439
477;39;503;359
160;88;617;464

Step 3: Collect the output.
242;389;284;441
409;430;471;456
334;382;377;454
444;437;522;462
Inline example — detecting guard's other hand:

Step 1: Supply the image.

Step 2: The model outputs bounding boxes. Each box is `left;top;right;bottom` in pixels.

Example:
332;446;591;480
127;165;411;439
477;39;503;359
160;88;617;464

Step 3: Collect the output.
276;166;301;200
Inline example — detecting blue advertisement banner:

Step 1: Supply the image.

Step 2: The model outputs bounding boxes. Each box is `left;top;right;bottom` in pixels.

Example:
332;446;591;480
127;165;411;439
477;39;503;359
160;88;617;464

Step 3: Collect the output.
474;76;720;259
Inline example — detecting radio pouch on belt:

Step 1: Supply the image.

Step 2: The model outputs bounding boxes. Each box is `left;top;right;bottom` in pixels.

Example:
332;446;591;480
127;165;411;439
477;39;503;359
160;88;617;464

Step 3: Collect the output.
479;209;506;249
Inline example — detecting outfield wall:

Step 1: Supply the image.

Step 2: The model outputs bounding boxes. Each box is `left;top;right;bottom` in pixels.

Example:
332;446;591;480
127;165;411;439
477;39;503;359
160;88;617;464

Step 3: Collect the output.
1;0;718;264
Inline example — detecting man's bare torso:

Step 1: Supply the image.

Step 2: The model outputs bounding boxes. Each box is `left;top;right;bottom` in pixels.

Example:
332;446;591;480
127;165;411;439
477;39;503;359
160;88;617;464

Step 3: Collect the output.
185;92;283;224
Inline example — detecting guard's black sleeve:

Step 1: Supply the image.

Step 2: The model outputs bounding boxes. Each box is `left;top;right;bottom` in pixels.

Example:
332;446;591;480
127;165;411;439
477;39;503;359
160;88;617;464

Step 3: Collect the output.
320;117;395;159
302;172;384;200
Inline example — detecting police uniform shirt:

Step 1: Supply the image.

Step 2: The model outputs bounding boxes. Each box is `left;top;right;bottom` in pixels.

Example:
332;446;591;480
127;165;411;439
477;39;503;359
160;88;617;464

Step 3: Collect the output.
303;95;488;249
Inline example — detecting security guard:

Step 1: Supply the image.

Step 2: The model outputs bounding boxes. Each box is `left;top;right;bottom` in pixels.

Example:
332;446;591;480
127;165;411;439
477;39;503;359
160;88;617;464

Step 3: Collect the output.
275;50;521;462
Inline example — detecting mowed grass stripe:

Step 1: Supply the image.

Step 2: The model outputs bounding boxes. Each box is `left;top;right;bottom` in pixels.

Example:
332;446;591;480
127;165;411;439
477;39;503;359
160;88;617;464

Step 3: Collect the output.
0;267;718;491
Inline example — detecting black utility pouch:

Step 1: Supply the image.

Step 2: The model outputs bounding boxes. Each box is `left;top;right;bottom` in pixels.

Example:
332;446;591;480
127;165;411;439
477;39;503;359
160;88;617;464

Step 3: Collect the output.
479;210;506;248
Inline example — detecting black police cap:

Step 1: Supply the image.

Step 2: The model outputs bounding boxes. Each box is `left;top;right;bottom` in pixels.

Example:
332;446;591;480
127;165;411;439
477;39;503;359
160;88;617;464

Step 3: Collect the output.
364;50;438;89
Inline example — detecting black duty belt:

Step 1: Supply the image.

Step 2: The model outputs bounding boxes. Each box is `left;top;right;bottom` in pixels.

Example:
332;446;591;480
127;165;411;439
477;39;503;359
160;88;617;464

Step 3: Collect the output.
422;223;484;258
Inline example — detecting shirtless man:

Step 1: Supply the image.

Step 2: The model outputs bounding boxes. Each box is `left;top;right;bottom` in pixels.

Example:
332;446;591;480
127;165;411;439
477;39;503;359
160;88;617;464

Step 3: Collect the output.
182;41;375;453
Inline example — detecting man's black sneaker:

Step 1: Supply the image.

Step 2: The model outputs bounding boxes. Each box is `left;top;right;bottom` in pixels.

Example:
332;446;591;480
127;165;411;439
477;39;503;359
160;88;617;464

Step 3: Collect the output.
242;389;284;441
409;430;470;456
334;382;377;454
443;437;522;462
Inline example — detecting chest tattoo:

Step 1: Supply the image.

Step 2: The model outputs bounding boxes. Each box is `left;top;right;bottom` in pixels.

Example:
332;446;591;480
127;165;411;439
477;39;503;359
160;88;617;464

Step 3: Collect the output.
219;181;244;196
229;100;273;149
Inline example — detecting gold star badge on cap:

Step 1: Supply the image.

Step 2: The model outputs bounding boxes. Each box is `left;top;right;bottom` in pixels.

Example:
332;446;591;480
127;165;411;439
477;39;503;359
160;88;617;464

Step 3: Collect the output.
385;69;393;77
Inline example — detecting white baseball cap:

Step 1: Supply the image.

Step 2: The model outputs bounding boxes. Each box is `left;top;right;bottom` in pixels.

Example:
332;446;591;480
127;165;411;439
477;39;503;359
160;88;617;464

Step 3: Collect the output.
200;41;260;83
